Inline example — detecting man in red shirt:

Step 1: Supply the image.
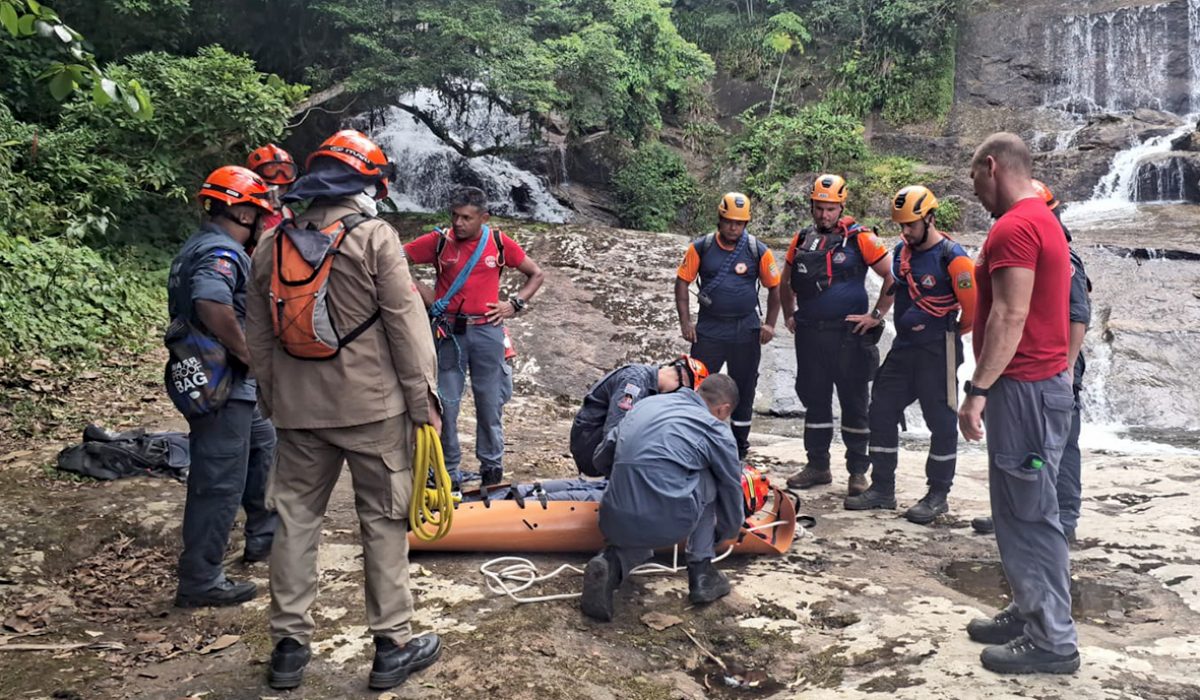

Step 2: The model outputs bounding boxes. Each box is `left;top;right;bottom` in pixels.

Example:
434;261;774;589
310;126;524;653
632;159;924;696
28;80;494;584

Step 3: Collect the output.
404;187;545;489
960;133;1078;675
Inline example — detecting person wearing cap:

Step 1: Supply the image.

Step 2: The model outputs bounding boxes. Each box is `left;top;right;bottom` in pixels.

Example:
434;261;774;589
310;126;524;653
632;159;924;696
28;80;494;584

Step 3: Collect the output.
782;175;895;496
971;179;1091;542
245;130;443;691
674;192;781;459
570;355;709;477
844;186;976;524
403;186;546;490
169;166;281;609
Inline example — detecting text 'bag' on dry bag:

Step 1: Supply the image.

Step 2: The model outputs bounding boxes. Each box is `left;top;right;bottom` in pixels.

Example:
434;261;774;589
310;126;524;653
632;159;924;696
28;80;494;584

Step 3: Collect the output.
164;317;234;418
271;213;379;359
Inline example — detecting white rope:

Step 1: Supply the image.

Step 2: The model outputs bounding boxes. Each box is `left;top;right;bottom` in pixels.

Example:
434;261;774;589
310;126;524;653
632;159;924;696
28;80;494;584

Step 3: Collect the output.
479;518;806;604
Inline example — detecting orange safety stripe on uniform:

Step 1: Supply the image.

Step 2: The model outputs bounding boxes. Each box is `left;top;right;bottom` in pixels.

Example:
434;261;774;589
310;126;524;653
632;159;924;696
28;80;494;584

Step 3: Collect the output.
948;255;977;333
677;243;701;282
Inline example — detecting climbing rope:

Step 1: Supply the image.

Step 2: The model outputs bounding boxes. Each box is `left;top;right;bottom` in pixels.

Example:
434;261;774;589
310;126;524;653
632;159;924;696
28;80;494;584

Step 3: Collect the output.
409;424;456;542
478;518;808;604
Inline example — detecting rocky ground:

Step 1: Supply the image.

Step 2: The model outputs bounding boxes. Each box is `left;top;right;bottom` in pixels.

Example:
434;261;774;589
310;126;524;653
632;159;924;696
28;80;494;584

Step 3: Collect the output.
1;343;1199;700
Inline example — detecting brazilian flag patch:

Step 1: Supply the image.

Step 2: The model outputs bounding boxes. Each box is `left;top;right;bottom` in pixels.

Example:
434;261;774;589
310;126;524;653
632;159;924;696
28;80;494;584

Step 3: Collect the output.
956;271;973;289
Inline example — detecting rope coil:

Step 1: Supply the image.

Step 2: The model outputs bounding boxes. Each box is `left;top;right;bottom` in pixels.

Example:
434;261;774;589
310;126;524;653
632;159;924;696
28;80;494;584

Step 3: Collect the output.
409;424;455;542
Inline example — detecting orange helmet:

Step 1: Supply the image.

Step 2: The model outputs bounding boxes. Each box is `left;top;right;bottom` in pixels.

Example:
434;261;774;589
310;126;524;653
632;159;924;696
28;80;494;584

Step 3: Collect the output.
247;144;298;185
742;465;770;516
674;355;709;389
306;130;396;199
811;174;848;204
197;165;276;213
891;185;939;224
1032;179;1059;210
717;192;752;222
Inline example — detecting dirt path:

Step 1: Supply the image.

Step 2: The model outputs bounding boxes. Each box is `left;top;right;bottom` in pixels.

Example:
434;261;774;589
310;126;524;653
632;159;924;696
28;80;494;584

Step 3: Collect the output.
1;349;1199;700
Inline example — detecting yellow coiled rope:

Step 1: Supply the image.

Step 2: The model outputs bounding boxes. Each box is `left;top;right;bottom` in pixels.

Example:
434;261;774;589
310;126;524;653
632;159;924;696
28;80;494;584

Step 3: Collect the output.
409;424;455;541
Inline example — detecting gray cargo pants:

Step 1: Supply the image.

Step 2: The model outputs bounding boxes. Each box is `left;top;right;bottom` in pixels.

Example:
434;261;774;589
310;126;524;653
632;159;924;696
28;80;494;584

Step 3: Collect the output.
611;473;718;578
437;323;510;483
985;372;1077;656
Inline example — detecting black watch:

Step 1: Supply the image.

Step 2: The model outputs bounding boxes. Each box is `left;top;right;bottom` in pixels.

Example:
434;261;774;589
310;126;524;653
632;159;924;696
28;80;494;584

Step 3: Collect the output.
964;380;990;398
870;308;883;321
509;296;527;313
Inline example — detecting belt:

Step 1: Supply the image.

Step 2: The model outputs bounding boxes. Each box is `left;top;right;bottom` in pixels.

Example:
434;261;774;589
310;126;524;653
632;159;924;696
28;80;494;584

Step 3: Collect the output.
795;318;851;331
443;313;491;326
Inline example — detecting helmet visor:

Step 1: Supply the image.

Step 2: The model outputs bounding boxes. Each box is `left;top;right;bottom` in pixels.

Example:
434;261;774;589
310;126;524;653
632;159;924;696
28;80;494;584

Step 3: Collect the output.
256;161;298;184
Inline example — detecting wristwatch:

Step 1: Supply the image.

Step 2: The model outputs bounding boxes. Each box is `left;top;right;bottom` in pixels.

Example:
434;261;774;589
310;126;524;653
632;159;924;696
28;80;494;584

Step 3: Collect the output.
964;380;990;398
870;308;883;321
509;296;527;313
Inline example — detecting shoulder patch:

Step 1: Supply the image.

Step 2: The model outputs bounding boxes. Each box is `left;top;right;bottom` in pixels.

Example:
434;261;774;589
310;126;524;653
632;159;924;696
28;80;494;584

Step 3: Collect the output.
212;257;234;278
956;271;973;289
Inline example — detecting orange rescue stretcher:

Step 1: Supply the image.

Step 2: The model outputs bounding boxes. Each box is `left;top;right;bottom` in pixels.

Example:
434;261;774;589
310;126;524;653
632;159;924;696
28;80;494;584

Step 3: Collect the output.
408;483;801;555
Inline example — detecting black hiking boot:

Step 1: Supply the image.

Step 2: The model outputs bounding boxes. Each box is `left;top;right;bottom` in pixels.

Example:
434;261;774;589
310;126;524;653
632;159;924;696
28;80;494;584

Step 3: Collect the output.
972;516;995;534
580;549;622;621
847;473;869;496
267;638;310;690
369;634;442;690
980;635;1080;675
786;465;833;489
687;559;732;605
173;578;257;608
843;485;896;510
904;491;949;525
243;539;272;564
967;607;1026;645
480;468;503;487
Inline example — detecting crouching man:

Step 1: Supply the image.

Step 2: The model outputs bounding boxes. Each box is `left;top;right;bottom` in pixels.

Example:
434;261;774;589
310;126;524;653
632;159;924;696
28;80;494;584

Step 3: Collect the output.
580;374;743;621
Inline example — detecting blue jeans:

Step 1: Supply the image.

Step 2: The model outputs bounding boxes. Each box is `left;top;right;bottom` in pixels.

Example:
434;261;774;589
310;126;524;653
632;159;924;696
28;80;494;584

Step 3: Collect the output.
177;400;277;594
436;323;510;483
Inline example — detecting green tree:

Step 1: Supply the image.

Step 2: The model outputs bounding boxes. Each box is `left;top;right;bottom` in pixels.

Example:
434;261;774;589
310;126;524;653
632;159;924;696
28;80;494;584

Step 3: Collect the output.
762;11;810;116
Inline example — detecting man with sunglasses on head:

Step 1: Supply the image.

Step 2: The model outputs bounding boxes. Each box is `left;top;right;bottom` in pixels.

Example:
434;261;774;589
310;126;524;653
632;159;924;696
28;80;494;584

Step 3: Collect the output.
169;165;281;609
570;355;710;477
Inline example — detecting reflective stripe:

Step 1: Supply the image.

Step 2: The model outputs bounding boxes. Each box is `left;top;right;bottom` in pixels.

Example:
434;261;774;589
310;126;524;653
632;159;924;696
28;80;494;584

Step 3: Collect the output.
841;426;870;434
731;420;753;427
928;453;957;461
804;422;835;429
870;446;900;453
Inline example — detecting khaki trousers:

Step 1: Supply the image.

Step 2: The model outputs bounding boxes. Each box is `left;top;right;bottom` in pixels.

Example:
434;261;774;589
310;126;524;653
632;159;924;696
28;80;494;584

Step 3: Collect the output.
267;416;414;646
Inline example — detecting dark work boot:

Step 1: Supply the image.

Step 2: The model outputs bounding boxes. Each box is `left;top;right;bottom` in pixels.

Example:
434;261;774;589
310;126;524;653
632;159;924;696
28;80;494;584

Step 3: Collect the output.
980;635;1080;675
480;468;503;487
786;465;833;489
967;607;1026;644
580;549;622;621
843;484;896;510
972;516;995;534
904;491;949;525
369;634;442;690
174;578;257;608
847;473;869;496
686;559;732;605
243;539;272;563
267;638;310;690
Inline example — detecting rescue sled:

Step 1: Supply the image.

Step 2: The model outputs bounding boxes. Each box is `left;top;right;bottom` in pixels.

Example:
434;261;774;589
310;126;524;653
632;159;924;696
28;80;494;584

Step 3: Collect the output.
408;481;801;555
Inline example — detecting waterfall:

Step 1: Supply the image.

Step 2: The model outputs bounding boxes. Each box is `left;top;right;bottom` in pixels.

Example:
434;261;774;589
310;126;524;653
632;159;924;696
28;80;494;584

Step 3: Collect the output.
357;89;572;223
1042;3;1180;115
1192;0;1200;110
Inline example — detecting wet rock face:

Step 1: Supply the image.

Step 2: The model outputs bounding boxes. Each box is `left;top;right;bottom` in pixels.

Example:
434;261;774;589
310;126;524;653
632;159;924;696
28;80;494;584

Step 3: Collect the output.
1133;153;1200;202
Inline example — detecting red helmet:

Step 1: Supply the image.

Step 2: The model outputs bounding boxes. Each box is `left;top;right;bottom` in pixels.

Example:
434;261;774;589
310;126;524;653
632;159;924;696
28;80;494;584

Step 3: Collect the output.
247;144;298;185
675;354;709;389
742;465;770;516
306;130;395;199
197;165;276;213
1032;179;1059;210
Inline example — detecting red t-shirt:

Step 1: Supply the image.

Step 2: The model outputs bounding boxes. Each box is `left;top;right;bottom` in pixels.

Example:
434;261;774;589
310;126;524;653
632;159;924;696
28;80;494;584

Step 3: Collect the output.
404;229;527;316
973;197;1070;382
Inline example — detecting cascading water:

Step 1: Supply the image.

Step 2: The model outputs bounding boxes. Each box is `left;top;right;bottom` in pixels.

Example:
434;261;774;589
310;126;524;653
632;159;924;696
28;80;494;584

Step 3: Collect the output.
357;89;572;223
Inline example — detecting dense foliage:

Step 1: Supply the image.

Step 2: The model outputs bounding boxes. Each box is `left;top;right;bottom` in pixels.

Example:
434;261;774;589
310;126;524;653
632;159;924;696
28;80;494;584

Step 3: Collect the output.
612;142;700;232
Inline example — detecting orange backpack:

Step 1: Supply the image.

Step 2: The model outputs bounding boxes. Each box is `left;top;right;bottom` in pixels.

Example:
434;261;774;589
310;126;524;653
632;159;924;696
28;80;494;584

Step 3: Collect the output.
270;213;379;359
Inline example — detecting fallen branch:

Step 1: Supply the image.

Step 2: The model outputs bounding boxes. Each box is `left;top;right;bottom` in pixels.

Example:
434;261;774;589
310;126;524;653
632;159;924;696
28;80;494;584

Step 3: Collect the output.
682;628;727;672
0;641;126;652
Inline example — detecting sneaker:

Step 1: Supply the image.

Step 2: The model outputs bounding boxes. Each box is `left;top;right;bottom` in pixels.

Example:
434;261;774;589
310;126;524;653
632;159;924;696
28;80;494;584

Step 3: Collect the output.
904;491;949;525
847;473;869;496
686;559;732;605
459;470;481;483
267;638;310;690
580;550;622;621
174;578;257;608
843;485;897;510
980;635;1080;675
967;607;1026;645
369;634;442;690
971;516;995;534
786;465;833;489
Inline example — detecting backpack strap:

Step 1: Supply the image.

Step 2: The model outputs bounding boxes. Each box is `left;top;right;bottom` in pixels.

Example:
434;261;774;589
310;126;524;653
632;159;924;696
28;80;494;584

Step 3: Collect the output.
434;224;502;273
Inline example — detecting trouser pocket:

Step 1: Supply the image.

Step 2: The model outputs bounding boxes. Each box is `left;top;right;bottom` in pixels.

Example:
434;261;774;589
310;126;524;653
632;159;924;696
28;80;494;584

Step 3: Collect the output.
995;452;1051;523
382;450;413;521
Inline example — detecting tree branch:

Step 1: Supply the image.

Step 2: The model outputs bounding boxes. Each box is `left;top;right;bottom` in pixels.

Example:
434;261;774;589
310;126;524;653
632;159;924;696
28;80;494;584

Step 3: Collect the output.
392;101;518;158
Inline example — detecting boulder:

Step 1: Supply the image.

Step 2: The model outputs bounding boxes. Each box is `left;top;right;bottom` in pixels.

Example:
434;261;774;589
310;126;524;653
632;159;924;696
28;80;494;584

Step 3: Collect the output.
1170;128;1200;153
1132;152;1200;202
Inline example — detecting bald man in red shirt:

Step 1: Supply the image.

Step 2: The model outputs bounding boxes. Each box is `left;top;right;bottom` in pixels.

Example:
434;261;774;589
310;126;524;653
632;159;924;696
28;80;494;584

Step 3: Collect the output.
960;133;1078;676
